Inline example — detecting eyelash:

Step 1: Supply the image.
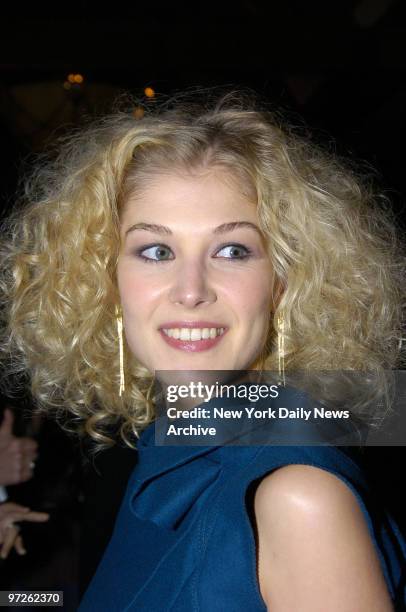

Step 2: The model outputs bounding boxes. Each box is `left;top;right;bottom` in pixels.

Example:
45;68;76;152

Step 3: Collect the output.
134;243;253;264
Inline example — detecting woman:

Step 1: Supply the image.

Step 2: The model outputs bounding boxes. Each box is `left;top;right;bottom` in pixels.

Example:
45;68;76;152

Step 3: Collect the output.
0;92;405;610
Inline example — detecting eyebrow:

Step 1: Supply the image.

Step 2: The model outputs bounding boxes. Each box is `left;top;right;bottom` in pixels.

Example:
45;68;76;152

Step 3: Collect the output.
125;221;263;237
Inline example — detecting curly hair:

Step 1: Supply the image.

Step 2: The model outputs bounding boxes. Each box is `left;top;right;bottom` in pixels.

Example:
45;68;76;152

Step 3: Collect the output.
0;91;404;449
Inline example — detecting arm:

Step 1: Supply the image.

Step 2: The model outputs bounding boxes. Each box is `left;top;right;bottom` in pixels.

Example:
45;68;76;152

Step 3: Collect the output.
253;464;394;612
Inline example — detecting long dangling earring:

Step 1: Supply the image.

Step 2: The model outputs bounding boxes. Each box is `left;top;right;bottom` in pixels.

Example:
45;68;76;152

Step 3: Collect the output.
115;305;125;396
276;311;286;387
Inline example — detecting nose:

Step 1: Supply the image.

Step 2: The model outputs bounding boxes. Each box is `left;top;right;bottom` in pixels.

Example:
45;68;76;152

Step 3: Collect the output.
168;258;217;308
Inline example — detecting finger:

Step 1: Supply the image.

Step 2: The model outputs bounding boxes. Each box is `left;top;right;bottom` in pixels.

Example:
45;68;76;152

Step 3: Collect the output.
19;462;36;482
0;510;29;526
15;451;38;482
0;511;29;527
0;409;14;438
0;503;30;515
0;525;19;559
13;534;26;556
19;438;38;453
19;471;34;484
18;511;50;523
4;509;36;524
22;450;38;465
11;464;32;486
25;450;38;462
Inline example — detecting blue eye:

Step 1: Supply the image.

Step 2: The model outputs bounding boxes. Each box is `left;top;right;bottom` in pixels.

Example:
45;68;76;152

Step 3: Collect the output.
215;244;252;259
137;245;173;263
135;243;252;264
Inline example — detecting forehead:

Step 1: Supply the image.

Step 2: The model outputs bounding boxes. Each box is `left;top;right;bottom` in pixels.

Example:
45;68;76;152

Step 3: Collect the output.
121;169;258;227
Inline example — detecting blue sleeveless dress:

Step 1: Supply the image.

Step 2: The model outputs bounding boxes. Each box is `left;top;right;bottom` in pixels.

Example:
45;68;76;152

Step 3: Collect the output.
79;420;406;611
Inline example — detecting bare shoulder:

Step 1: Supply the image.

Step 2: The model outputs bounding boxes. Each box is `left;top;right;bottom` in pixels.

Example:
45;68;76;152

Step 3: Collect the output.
253;464;394;611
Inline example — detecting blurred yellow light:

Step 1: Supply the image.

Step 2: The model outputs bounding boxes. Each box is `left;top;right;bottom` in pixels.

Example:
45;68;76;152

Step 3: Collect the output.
67;74;76;83
63;81;72;90
144;87;155;98
133;107;145;119
74;74;84;84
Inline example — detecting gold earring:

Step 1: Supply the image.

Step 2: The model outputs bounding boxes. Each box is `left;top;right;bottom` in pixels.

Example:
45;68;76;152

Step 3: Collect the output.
115;305;125;396
276;311;286;387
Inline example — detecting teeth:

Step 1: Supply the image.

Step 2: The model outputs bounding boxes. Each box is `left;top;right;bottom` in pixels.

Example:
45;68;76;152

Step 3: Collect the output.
180;328;190;340
162;327;225;341
190;328;201;341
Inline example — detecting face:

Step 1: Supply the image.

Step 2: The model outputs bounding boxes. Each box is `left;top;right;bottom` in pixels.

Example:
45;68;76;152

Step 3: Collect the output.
117;169;275;378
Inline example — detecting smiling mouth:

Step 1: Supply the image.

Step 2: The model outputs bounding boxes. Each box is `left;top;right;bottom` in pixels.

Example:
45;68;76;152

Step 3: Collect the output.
162;327;225;340
159;327;228;352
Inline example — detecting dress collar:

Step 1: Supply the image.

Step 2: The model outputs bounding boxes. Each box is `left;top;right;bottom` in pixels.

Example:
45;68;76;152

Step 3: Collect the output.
130;382;366;500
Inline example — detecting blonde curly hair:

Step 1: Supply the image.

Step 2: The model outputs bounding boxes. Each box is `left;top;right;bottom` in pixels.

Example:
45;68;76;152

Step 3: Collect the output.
0;92;404;449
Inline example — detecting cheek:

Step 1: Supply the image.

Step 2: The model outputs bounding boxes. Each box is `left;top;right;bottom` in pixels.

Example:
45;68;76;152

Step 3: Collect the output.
117;263;156;313
227;273;273;320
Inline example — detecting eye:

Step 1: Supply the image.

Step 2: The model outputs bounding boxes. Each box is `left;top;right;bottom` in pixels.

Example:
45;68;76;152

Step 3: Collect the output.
137;244;173;263
215;244;252;259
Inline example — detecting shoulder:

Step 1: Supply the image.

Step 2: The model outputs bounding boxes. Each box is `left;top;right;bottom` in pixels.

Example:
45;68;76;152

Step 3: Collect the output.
253;464;393;611
255;462;358;514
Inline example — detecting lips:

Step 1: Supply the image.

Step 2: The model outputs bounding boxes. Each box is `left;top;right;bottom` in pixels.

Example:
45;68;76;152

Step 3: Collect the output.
159;321;227;352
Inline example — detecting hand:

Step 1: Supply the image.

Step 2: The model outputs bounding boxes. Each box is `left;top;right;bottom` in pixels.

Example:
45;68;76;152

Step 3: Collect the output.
0;502;50;559
0;409;38;486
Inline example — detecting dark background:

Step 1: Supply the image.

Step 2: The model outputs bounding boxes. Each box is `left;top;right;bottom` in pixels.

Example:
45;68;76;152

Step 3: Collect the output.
1;1;406;221
0;1;405;609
